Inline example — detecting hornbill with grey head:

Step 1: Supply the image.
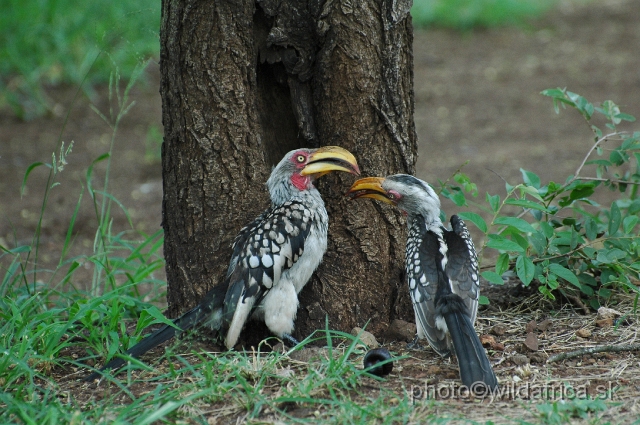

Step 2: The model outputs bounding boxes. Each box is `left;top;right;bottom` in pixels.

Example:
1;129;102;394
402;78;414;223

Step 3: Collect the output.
347;174;498;392
85;146;360;381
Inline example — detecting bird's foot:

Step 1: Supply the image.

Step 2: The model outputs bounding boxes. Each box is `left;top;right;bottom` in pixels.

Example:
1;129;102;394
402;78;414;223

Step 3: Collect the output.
406;335;424;350
282;333;301;348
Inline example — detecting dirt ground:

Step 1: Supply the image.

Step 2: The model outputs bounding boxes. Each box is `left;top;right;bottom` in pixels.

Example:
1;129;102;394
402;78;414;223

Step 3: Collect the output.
1;0;639;422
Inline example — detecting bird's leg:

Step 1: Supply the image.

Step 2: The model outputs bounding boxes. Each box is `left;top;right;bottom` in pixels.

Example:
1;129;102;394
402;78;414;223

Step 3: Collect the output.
282;333;301;348
406;335;424;350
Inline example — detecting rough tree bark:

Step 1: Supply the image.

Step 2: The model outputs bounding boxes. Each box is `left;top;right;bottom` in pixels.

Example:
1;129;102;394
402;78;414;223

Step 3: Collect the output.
160;0;417;343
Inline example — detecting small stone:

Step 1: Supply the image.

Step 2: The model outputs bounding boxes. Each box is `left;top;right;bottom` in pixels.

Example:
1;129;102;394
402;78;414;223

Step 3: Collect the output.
426;365;444;375
597;307;622;320
383;319;416;343
525;320;537;333
306;302;326;321
351;327;379;348
512;354;530;366
480;334;496;347
523;332;539;351
480;334;503;351
575;328;591;338
596;318;613;328
537;319;553;332
289;347;329;363
528;352;548;363
490;325;507;336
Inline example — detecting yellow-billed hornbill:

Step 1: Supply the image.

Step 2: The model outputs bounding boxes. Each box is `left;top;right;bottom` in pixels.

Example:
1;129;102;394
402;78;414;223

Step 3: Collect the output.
86;146;359;380
347;174;498;392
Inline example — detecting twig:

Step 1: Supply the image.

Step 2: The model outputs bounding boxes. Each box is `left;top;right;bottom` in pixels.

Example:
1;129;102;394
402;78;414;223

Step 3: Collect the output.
477;235;638;271
436;161;469;197
547;343;640;363
570;133;617;183
570;176;640;185
563;293;590;315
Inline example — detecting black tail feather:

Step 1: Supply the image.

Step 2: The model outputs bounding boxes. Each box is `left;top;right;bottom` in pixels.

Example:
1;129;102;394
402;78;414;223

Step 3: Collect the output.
84;306;205;381
437;294;498;393
84;280;229;381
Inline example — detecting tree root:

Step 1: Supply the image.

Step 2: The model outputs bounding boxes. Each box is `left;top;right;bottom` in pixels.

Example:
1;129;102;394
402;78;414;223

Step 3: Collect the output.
547;343;640;363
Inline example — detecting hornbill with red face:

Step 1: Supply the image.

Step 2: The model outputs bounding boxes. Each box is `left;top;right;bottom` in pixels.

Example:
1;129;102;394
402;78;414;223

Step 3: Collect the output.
86;146;360;381
347;174;498;392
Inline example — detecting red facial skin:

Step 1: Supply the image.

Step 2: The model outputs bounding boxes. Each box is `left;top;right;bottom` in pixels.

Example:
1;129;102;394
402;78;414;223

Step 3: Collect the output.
290;150;311;191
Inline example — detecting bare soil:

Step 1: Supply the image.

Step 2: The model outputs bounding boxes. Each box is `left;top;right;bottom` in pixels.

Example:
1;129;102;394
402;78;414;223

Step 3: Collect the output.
1;0;639;423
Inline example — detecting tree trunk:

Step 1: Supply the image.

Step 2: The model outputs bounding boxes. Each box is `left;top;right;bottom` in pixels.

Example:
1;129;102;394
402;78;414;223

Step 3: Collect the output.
160;0;417;343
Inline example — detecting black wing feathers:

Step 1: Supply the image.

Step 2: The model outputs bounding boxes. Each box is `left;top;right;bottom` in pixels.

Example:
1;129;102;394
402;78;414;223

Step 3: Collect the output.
222;200;312;332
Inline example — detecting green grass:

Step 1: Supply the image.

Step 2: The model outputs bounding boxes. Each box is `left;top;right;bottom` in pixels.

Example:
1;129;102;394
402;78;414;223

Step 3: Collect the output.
0;58;422;423
0;0;564;119
411;0;558;29
0;0;160;119
0;1;636;422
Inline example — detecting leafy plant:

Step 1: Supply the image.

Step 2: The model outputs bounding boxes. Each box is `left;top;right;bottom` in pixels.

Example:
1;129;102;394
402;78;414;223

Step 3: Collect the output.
536;397;608;424
439;89;640;309
0;62;168;423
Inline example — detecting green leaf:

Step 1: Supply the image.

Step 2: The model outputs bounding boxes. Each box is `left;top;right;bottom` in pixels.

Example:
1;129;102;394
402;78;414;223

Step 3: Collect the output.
539;221;555;239
509;230;530;251
623;215;638;234
615;112;636;122
457;212;487;233
520;185;544;201
478;295;489;305
596;248;627;263
608;202;621;235
495;253;510;275
487;236;525;253
520;168;541;189
6;244;32;254
529;231;547;255
444;188;467;206
582;247;597;258
21;161;48;196
539;285;556;300
585;218;598;240
482;271;504;285
486;193;500;213
548;263;580;288
504;199;550;212
569;184;595;201
609;150;626;166
541;88;565;99
138;306;177;334
516;255;535;286
494;216;536;233
580;284;594;297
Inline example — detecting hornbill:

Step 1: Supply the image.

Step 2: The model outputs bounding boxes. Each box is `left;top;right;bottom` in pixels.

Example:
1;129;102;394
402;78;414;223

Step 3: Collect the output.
347;174;498;392
85;146;360;381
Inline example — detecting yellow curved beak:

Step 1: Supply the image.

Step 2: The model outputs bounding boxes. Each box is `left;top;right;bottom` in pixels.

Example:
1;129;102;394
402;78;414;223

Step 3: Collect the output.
301;146;360;177
346;177;395;205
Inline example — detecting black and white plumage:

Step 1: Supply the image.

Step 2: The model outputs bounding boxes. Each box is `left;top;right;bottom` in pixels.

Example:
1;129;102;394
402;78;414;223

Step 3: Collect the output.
347;174;497;392
86;146;359;380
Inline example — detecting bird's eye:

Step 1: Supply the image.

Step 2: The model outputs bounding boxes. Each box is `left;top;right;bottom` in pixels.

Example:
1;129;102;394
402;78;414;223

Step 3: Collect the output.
296;155;306;163
387;193;395;200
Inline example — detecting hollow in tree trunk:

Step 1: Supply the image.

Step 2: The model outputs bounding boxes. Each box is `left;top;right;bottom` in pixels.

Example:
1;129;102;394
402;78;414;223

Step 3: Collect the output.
160;0;417;343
